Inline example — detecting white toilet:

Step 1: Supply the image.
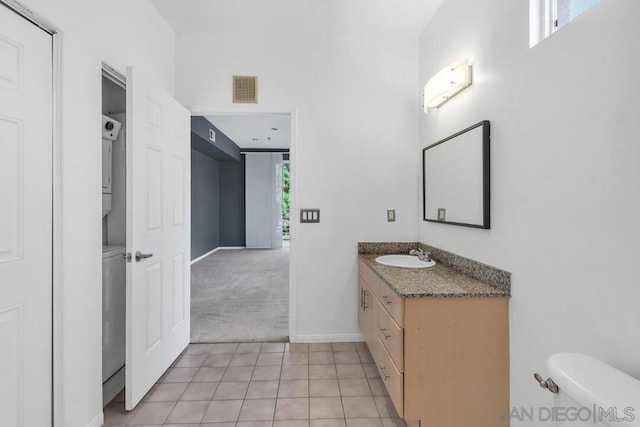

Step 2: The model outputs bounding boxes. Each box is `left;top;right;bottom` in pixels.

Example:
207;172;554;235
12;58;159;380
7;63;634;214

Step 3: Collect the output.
547;353;640;426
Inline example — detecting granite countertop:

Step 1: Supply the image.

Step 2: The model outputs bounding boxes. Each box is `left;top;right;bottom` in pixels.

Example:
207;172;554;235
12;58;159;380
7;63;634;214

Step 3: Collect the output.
359;253;509;298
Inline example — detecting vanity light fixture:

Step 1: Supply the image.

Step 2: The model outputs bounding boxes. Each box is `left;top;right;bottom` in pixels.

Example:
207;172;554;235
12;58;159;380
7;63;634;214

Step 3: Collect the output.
423;58;472;113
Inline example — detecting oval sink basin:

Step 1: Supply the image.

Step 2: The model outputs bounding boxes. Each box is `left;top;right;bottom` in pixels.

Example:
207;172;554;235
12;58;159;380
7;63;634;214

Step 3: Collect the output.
375;255;435;269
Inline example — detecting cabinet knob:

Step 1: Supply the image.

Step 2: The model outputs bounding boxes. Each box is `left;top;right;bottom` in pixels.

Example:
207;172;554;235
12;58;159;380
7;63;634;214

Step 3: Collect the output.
379;365;390;380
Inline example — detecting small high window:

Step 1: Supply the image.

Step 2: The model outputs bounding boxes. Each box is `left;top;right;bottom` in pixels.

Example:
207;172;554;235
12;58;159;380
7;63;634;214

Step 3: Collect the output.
530;0;600;47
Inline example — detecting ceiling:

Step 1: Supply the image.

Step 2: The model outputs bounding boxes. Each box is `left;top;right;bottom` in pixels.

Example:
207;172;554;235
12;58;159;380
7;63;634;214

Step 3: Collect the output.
156;0;444;149
152;0;444;37
206;114;291;149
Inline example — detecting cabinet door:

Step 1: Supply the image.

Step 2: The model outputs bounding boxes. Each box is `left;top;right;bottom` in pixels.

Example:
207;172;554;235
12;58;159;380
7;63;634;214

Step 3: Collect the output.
358;280;366;337
358;280;371;341
358;280;379;347
365;290;378;347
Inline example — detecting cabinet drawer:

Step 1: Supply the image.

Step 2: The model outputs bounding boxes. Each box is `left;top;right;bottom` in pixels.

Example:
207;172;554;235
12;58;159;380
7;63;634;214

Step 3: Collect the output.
376;282;404;327
375;299;404;372
374;337;403;417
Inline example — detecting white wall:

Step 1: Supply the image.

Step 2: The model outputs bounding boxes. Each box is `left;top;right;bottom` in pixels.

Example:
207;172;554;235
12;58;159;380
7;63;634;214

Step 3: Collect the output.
16;1;175;426
174;3;421;341
418;0;640;423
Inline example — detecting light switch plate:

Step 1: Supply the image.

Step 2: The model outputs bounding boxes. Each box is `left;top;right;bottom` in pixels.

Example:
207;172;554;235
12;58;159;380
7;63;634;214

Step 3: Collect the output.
387;208;396;222
300;209;320;223
209;128;216;142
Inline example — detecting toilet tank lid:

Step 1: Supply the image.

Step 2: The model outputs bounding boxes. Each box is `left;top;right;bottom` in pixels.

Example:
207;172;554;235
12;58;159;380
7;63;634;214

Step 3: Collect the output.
547;353;640;422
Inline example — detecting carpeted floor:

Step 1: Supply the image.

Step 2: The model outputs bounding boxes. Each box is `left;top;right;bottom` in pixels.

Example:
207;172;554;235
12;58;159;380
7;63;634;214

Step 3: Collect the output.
190;248;289;343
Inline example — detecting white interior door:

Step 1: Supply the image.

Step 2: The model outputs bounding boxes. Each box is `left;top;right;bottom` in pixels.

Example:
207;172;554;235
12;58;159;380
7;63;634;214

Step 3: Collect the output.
0;6;53;426
125;67;191;410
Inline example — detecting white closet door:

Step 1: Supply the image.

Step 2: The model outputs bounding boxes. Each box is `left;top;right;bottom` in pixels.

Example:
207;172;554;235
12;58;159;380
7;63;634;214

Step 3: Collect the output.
245;153;283;248
0;6;52;426
125;67;191;409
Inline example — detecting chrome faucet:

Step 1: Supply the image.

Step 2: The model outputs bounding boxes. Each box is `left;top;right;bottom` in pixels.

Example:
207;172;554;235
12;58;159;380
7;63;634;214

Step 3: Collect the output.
409;248;431;262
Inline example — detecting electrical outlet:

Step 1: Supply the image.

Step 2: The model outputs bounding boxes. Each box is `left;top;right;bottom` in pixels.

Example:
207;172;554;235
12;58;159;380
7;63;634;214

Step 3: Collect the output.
300;209;320;223
387;208;396;222
438;208;446;221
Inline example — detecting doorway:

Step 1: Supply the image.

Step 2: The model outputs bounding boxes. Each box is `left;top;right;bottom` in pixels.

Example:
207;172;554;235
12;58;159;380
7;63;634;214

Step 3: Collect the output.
102;66;192;410
101;66;128;407
189;113;293;343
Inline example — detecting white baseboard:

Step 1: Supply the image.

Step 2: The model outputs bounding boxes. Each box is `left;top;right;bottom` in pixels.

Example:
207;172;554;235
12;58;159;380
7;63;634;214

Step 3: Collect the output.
86;412;104;427
190;246;245;265
293;333;364;343
191;247;220;264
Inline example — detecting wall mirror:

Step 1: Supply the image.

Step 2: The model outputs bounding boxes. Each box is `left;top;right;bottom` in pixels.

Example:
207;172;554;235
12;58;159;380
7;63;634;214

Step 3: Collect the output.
422;120;490;229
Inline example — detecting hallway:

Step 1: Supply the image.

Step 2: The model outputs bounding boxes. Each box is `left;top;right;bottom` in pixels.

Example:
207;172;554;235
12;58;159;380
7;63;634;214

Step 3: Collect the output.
191;249;289;343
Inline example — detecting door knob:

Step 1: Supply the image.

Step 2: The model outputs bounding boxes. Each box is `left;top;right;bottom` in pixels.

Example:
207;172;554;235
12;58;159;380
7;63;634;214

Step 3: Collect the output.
135;251;153;262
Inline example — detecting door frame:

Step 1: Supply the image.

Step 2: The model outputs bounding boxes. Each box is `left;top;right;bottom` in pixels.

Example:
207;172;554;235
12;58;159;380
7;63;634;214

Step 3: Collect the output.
189;108;298;341
52;31;63;427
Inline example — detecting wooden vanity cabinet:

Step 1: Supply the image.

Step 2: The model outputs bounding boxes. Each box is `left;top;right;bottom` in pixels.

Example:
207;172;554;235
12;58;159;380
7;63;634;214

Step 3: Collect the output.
358;259;509;427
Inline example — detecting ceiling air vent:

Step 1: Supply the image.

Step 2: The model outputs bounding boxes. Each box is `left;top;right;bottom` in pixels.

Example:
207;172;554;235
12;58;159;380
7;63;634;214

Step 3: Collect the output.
233;75;258;103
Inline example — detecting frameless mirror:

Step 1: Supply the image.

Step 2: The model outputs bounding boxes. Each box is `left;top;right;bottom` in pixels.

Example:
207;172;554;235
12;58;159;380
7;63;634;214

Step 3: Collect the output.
422;120;490;229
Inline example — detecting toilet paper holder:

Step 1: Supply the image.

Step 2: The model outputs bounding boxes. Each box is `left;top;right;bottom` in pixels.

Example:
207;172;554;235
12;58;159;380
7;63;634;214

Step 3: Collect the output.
534;373;559;393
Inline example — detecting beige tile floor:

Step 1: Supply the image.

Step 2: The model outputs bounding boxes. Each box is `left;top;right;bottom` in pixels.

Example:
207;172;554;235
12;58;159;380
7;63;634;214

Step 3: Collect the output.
103;342;408;427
